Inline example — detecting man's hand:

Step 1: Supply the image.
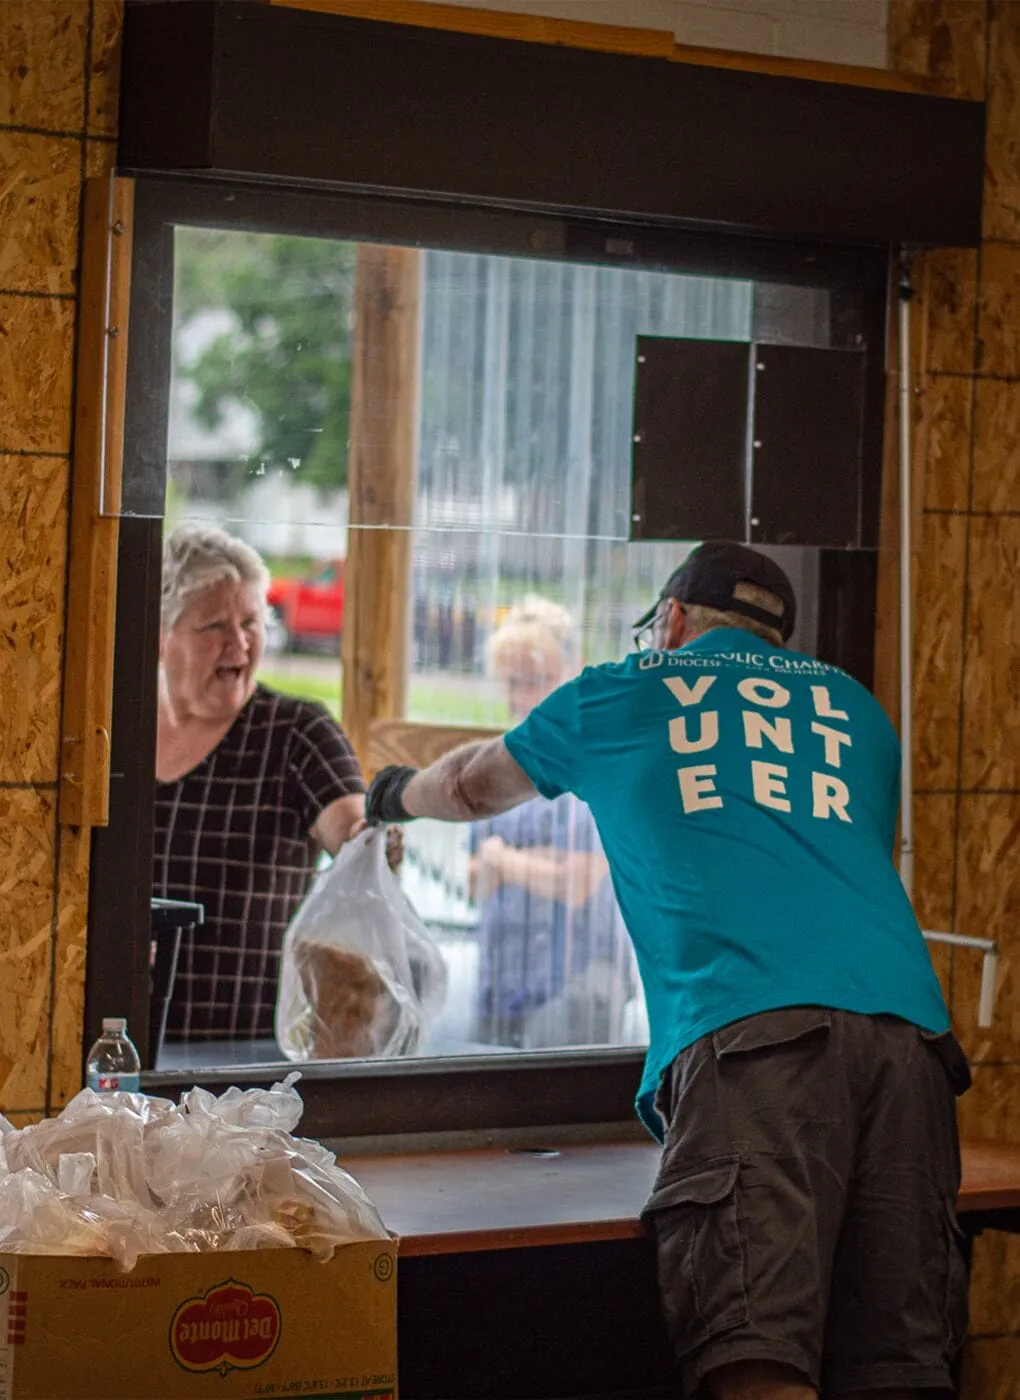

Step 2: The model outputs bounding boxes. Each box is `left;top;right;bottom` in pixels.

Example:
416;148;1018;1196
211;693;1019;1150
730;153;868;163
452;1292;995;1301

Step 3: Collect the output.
365;765;419;824
331;816;404;872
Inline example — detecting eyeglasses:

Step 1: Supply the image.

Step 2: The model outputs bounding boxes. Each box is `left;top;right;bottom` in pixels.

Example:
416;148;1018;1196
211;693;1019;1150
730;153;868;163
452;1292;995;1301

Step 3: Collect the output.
633;618;657;652
633;598;680;652
633;600;668;652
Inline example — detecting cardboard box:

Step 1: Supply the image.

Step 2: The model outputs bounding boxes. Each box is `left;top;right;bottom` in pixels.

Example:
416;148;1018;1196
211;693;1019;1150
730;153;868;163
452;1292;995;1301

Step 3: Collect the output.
0;1240;397;1400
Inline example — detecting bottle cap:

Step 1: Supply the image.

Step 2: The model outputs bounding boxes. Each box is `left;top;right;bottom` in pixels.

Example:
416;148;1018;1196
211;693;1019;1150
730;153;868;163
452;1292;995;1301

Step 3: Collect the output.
102;1017;127;1033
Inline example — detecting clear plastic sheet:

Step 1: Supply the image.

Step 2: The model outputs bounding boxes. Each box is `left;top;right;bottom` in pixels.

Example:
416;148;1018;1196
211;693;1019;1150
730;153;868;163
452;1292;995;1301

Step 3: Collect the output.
0;1075;386;1272
276;827;447;1061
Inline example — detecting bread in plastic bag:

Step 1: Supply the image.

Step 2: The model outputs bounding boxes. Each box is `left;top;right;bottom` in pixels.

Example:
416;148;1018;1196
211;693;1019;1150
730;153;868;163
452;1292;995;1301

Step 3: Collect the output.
0;1074;387;1271
276;827;447;1061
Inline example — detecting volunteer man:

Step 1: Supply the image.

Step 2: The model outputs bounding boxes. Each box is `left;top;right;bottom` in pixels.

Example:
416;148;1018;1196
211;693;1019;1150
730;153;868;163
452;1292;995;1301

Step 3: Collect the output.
365;541;969;1400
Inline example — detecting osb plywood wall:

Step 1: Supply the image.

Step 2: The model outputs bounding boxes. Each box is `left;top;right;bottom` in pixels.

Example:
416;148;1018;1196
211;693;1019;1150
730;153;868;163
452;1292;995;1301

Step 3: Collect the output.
0;0;1016;1380
0;0;121;1124
887;2;1020;1394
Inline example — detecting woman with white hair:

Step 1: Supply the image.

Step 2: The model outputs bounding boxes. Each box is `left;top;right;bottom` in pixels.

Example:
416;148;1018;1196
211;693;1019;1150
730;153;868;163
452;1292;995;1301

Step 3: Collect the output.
470;596;632;1049
153;522;368;1047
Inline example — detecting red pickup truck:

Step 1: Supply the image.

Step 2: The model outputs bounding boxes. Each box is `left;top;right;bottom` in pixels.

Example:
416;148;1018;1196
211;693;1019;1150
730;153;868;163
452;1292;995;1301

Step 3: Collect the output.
265;560;345;653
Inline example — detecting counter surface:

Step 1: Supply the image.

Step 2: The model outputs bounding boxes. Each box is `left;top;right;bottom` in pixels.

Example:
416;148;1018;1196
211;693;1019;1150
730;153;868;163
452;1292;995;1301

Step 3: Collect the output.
347;1137;1020;1257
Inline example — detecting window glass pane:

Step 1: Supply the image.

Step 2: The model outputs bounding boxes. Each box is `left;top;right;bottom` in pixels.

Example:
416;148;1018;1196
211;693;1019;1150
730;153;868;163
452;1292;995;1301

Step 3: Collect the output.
410;252;751;725
161;226;819;1071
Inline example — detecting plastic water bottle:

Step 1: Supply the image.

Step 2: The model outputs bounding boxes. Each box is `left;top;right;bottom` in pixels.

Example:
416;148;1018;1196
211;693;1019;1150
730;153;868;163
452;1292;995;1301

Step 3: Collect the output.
85;1018;141;1093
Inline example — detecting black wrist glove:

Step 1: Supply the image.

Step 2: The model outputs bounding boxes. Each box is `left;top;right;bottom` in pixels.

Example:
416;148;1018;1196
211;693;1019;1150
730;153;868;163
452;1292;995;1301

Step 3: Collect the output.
365;765;419;824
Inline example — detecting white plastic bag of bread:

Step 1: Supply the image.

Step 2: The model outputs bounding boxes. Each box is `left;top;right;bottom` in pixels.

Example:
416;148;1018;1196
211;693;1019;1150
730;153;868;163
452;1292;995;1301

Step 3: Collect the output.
0;1074;388;1270
275;827;448;1061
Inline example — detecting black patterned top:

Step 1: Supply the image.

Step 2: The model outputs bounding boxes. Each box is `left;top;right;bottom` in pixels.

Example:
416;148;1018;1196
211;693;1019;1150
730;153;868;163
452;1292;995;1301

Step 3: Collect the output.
153;685;365;1042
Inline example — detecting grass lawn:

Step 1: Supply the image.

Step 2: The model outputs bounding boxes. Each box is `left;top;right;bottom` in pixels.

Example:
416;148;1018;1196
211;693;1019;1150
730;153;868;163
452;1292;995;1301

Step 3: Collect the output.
409;687;509;727
259;668;343;713
258;668;510;728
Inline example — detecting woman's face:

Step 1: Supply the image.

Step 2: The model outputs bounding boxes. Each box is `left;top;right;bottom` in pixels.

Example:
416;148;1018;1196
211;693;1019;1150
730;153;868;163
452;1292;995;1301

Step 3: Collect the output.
497;646;565;723
160;577;265;723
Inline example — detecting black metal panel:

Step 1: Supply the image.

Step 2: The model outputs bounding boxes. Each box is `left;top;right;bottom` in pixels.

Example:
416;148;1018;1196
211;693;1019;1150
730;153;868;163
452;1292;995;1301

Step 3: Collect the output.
118;183;175;517
84;517;162;1068
631;337;750;542
398;1239;675;1399
750;345;866;548
119;1;985;249
816;549;878;691
119;0;216;172
142;1050;646;1143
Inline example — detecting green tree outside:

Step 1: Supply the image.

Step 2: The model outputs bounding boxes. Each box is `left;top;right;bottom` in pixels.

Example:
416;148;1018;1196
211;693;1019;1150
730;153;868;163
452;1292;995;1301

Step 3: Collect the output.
174;228;358;494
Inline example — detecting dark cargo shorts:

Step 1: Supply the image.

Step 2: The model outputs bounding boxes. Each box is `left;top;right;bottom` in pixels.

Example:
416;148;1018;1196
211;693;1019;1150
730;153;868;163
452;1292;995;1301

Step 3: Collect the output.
641;1008;971;1398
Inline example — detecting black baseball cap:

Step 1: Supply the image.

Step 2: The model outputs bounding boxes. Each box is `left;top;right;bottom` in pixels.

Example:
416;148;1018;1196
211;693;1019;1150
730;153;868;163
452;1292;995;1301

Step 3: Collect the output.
633;541;797;641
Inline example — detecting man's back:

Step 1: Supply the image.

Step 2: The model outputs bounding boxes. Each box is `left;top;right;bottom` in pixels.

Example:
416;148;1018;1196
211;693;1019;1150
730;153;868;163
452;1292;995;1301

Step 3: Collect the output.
365;544;970;1400
502;627;949;1134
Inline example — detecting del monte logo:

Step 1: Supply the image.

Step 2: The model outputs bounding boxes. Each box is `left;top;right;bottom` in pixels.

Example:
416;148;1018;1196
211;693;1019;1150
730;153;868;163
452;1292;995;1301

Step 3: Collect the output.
170;1279;281;1376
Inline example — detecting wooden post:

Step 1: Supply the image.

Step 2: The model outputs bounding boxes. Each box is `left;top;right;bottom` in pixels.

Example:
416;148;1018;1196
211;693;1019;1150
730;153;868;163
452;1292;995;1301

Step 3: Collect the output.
60;175;133;827
342;244;421;773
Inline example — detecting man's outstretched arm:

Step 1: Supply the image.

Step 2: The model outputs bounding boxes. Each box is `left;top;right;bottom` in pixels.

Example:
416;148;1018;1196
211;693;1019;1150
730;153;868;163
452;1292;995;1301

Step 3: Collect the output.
365;738;539;825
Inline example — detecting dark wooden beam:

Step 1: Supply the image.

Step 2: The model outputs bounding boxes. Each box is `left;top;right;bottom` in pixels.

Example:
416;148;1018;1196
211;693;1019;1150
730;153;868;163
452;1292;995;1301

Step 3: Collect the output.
120;0;985;249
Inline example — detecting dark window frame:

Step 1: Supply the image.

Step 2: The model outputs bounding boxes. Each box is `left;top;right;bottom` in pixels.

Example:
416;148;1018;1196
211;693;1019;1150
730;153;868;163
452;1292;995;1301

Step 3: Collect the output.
86;172;889;1137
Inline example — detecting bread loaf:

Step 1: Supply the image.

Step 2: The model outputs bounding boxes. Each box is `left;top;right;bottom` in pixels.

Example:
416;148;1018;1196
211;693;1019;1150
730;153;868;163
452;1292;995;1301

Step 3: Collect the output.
293;941;397;1058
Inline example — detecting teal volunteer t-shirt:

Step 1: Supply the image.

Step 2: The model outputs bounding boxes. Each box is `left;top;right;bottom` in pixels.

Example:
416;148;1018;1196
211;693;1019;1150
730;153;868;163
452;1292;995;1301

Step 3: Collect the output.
502;628;949;1139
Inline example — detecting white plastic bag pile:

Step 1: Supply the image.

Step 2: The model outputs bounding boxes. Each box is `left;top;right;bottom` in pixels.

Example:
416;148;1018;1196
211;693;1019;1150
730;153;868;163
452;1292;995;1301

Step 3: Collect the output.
276;827;447;1061
0;1073;387;1271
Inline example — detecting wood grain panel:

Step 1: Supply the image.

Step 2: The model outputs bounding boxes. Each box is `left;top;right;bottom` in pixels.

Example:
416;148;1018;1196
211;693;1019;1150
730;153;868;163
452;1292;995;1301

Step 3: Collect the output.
0;132;81;296
969;1230;1020;1336
984;0;1020;241
86;137;118;182
368;718;504;773
0;454;69;785
89;0;124;137
59;175;133;827
960;1336;1020;1399
958;1064;1020;1141
913;512;966;792
972;377;1020;515
348;1140;659;1255
341;245;420;772
871;370;968;761
0;789;56;1114
960;515;1020;792
922;373;972;513
888;0;988;101
0;0;87;132
347;1138;1020;1258
0;292;75;455
914;793;957;1001
48;825;91;1110
920;246;979;377
953;794;1020;1062
978;241;1020;378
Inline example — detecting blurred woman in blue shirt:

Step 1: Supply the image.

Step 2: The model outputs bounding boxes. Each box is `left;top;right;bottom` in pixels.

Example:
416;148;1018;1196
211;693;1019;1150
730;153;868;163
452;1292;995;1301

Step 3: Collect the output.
469;598;634;1049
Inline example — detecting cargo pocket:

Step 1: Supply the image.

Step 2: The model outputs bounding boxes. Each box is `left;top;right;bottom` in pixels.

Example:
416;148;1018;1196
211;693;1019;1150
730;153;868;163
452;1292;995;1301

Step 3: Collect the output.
943;1200;970;1364
712;1008;832;1059
641;1156;748;1357
919;1027;973;1097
